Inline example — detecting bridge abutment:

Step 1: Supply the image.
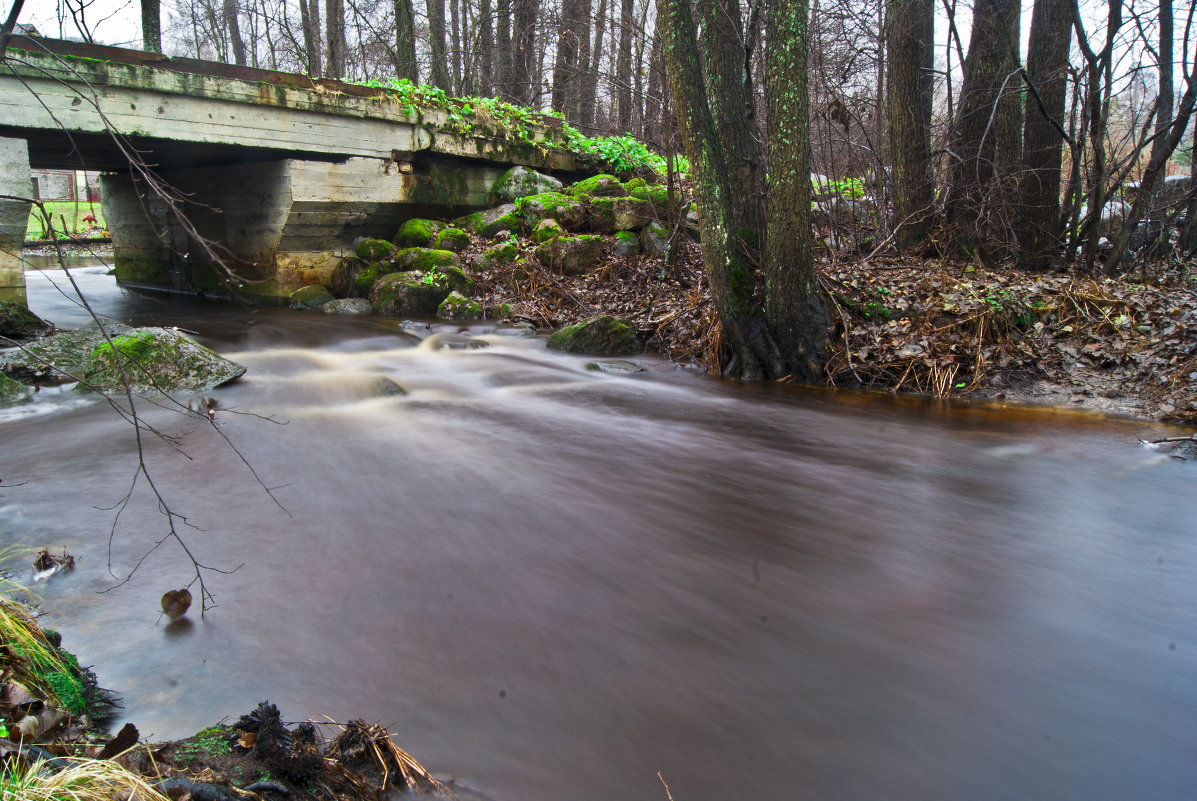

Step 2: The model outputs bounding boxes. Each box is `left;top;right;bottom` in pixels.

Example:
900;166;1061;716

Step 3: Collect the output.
103;155;505;302
0;138;32;305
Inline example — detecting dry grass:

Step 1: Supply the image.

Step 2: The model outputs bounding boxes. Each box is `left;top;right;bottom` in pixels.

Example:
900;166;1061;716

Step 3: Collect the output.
0;757;171;801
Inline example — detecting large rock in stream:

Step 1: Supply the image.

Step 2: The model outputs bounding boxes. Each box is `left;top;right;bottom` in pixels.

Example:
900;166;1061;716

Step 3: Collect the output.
83;328;246;393
546;315;641;355
0;301;53;342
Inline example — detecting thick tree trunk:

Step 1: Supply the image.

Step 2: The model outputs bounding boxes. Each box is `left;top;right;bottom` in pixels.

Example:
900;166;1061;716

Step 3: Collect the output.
141;0;162;52
299;0;322;76
478;0;494;93
1143;0;1174;237
325;0;345;78
614;0;635;130
1016;0;1074;269
427;0;452;89
510;0;540;104
578;0;604;126
947;0;1021;254
224;0;248;66
551;0;586;115
885;0;934;249
496;0;512;99
450;0;463;92
394;0;418;81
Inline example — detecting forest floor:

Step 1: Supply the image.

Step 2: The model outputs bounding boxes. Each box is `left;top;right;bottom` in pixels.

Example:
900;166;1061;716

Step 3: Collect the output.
471;236;1197;426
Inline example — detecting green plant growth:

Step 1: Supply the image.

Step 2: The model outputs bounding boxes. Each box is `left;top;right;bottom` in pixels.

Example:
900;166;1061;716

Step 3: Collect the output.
173;726;232;765
0;599;89;714
26;201;107;240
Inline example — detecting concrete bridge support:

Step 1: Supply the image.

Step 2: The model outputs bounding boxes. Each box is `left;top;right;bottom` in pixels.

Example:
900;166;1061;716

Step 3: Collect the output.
102;154;506;302
0;138;32;305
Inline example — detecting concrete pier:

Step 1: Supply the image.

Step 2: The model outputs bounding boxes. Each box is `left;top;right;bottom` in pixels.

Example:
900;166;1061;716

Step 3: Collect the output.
0;138;32;305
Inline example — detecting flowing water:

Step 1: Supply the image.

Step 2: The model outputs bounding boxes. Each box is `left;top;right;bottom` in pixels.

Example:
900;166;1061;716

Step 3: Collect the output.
2;264;1195;801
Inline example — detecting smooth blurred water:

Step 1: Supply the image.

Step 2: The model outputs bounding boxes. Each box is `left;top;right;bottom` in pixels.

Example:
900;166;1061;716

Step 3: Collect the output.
3;265;1195;801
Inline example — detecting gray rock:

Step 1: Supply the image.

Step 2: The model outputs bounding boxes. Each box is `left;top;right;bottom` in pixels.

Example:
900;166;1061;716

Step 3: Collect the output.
492;322;538;336
493;166;564;203
586;360;646;375
546;315;640;355
289;284;334;309
535;235;606;276
322;298;373;315
612;230;641;257
0;301;52;342
373;376;408;396
0;322;134;383
639;222;670;258
82;327;246;394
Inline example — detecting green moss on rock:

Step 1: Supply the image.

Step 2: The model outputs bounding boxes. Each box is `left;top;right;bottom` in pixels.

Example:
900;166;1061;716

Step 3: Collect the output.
355;238;395;261
437;291;484;320
395;218;445;248
455;204;521;238
567;174;625;199
533;218;564;243
84;328;247;393
433;227;472;252
395;248;464;275
492;166;564;203
0;301;52;342
639;221;670;257
587;196;651;232
613;230;641;257
475;239;519;270
546;314;640;355
0;373;30;402
518;192;585;228
535;235;606;276
370;269;470;316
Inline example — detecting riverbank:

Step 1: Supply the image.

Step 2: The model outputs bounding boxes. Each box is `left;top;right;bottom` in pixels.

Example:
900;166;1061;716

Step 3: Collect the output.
466;237;1197;424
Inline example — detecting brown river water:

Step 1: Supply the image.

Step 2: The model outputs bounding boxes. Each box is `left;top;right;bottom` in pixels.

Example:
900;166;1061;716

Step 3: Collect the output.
2;262;1195;801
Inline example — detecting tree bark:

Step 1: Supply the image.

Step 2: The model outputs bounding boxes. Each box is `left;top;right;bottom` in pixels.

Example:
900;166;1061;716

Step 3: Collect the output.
947;0;1021;254
478;0;495;93
394;0;418;81
325;0;345;78
1016;0;1074;269
552;0;586;115
885;0;934;249
224;0;248;65
299;0;322;76
510;0;540;104
141;0;162;52
427;0;452;89
614;0;635;130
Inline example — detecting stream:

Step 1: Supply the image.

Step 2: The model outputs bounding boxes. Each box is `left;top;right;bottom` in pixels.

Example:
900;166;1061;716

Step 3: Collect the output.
2;263;1195;801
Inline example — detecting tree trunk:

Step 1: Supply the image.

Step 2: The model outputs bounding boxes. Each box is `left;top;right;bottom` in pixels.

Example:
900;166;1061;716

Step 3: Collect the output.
1143;0;1174;237
578;0;604;127
224;0;248;65
299;0;322;76
885;0;934;249
325;0;345;78
659;0;826;381
427;0;452;89
450;0;463;93
614;0;634;130
552;0;586;115
1016;0;1074;269
510;0;540;104
947;0;1021;254
141;0;162;52
394;0;418;81
496;0;512;99
478;0;495;93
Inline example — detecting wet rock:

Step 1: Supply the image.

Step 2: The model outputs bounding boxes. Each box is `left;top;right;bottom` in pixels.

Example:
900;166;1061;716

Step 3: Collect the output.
535;235;606;276
0;321;134;383
83;328;247;393
492;322;537;336
0;300;52;342
422;333;490;350
322;298;373;314
0;373;31;402
373;376;407;396
586;359;646;375
289;284;334;310
546;314;640;355
438;291;483;320
370;270;469;317
492;166;564;203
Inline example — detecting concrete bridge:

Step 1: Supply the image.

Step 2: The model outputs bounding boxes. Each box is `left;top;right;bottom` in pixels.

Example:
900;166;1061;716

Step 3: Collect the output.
0;36;595;304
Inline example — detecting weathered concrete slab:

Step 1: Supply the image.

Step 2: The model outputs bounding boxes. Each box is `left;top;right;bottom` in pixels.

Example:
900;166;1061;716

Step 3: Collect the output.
0;138;31;305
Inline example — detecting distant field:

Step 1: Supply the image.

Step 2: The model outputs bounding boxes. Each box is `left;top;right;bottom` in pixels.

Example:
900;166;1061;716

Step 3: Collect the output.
25;200;107;240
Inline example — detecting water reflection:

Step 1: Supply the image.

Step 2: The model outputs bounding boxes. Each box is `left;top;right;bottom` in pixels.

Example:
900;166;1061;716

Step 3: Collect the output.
2;267;1194;801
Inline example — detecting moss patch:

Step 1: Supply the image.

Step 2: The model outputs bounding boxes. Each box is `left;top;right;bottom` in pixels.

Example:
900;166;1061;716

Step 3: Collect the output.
567;174;626;199
84;328;247;393
546;314;641;355
355;238;395;261
437;291;483;320
0;300;52;342
395;218;445;248
432;227;471;252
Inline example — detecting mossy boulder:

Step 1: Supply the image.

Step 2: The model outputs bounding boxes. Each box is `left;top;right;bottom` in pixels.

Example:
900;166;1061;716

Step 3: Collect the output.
474;239;519;270
83;328;246;393
394;248;463;274
456;204;521;238
322;298;373;314
533;218;564;243
433;227;472;252
0;322;134;383
640;221;670;257
370;269;472;317
546;315;640;355
624;179;674;217
518;192;585;229
395;218;445;248
289;284;334;309
0;301;52;342
566;174;625;199
493;166;564;203
0;373;30;402
437;291;484;320
587;196;652;233
354;238;395;262
612;230;641;257
535;235;606;276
